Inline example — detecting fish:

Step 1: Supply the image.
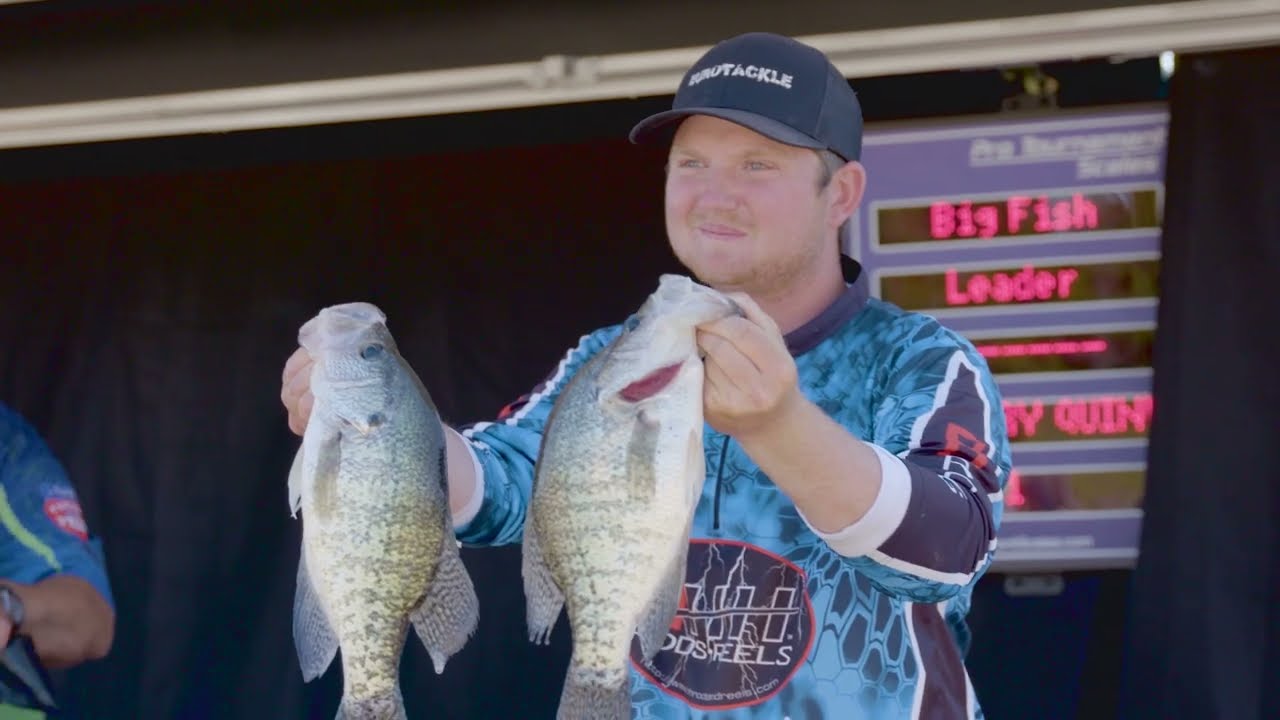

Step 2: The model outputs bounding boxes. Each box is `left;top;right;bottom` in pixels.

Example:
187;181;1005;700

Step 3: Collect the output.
286;301;479;720
521;274;743;720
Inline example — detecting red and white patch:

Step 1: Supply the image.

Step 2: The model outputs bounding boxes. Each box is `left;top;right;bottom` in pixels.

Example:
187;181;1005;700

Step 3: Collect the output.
44;497;88;541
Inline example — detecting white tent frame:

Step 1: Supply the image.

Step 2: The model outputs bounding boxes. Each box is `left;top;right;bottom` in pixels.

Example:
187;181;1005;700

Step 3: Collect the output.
0;0;1276;150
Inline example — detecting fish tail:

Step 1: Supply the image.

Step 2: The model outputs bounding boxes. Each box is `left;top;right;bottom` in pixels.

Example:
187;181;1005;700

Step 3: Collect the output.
334;688;406;720
556;665;632;720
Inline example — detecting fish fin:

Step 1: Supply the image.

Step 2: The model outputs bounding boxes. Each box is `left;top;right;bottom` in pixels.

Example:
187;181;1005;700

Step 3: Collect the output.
625;409;661;502
292;547;339;682
521;515;565;646
557;666;632;720
287;445;304;517
295;417;343;520
635;521;691;663
334;688;406;720
684;427;706;508
408;532;479;675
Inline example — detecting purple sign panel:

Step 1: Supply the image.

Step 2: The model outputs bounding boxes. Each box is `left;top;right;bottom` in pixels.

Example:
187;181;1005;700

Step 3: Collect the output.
849;105;1169;571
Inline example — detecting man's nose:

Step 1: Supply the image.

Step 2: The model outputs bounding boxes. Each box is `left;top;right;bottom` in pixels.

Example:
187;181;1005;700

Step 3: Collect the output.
693;171;741;210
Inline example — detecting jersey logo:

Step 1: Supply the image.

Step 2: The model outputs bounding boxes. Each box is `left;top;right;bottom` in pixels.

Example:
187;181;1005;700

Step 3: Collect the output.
43;493;88;541
630;539;816;711
942;422;991;470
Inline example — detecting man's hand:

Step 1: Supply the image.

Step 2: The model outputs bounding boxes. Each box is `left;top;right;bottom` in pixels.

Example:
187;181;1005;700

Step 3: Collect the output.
281;346;315;437
0;578;113;669
697;293;803;439
697;294;885;536
0;611;10;648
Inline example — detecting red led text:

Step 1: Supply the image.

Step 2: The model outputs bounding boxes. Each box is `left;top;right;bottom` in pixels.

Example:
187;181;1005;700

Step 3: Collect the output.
1004;394;1154;441
929;193;1100;240
976;338;1108;359
945;264;1080;306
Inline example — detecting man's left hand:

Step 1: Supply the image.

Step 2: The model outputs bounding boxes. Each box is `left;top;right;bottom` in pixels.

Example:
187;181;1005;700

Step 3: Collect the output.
697;293;803;438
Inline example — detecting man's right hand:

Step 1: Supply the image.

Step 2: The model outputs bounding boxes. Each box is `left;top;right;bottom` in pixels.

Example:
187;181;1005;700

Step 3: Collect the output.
281;346;315;437
281;342;482;520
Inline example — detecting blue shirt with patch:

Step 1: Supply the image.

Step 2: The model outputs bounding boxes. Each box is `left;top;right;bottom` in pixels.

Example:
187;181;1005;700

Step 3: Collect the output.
0;402;114;611
456;260;1011;720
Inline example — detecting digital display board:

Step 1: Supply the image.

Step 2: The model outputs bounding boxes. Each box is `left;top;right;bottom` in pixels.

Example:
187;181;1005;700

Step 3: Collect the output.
1003;391;1154;443
971;325;1156;376
875;256;1160;313
849;105;1167;572
875;186;1162;247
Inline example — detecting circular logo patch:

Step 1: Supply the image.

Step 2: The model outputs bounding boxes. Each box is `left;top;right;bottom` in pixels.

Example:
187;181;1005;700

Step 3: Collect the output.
629;539;815;711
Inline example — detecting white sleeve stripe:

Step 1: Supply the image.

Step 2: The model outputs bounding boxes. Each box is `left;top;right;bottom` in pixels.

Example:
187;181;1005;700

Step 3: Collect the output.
463;332;595;441
798;441;912;558
867;548;975;587
449;426;486;529
905;601;926;720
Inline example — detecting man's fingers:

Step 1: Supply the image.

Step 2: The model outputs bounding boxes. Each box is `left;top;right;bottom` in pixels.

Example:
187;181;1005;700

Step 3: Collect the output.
725;292;783;339
698;317;773;373
288;392;314;437
282;346;314;437
698;330;755;393
281;360;311;405
701;349;734;408
283;346;310;384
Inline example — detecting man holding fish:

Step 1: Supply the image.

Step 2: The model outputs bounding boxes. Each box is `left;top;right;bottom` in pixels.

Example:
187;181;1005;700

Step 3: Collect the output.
282;31;1010;720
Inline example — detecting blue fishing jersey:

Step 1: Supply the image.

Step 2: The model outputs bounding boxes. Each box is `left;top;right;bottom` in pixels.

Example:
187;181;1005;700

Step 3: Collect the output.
455;261;1011;719
0;403;114;610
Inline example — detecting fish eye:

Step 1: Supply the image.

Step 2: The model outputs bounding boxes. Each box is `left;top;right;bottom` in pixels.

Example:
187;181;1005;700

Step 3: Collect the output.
360;343;384;360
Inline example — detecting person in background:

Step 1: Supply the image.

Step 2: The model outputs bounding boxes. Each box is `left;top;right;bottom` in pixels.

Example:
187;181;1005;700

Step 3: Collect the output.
0;402;115;718
282;31;1011;719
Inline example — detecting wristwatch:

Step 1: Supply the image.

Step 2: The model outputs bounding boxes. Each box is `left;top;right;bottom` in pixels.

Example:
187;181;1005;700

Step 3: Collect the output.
0;586;24;644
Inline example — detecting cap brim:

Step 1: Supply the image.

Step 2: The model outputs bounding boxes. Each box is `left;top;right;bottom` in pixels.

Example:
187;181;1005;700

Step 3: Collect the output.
629;107;825;152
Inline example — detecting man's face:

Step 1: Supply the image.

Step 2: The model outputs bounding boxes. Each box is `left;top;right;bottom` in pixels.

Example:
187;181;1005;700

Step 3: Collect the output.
663;114;858;295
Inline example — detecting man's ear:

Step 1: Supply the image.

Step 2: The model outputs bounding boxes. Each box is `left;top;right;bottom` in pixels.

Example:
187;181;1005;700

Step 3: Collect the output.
830;160;867;229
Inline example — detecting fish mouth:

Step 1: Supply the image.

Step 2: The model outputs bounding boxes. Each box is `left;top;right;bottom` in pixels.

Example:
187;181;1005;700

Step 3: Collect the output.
616;361;684;402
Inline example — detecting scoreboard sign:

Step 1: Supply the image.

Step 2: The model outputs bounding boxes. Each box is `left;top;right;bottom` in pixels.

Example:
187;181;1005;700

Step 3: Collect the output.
847;105;1167;572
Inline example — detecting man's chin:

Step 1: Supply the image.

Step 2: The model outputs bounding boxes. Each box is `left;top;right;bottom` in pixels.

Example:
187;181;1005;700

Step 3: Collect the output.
677;248;747;279
686;266;752;293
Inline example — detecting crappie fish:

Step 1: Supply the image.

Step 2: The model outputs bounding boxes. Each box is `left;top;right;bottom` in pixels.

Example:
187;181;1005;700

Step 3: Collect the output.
522;274;743;720
287;302;479;720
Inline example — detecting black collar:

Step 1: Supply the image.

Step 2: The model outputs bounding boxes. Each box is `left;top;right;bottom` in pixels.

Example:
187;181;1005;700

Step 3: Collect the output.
782;255;870;356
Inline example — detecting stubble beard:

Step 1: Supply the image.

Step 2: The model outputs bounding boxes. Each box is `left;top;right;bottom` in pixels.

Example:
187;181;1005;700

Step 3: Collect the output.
676;228;827;302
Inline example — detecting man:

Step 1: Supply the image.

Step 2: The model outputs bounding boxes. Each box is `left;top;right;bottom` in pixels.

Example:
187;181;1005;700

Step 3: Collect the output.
0;402;115;718
282;32;1010;719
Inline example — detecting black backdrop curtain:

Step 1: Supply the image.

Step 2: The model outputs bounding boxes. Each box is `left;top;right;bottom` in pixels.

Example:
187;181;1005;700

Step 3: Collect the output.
0;122;682;719
1119;45;1280;720
0;46;1272;719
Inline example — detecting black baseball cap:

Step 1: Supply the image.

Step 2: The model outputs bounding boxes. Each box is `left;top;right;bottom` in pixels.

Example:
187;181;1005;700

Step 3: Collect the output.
629;32;863;162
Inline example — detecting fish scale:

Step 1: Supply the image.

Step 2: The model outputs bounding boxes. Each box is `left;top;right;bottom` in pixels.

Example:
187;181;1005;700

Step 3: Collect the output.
523;274;743;720
287;301;480;720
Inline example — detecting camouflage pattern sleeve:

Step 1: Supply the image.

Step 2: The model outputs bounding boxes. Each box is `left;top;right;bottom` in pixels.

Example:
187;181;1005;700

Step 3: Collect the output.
451;325;623;547
804;324;1012;603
